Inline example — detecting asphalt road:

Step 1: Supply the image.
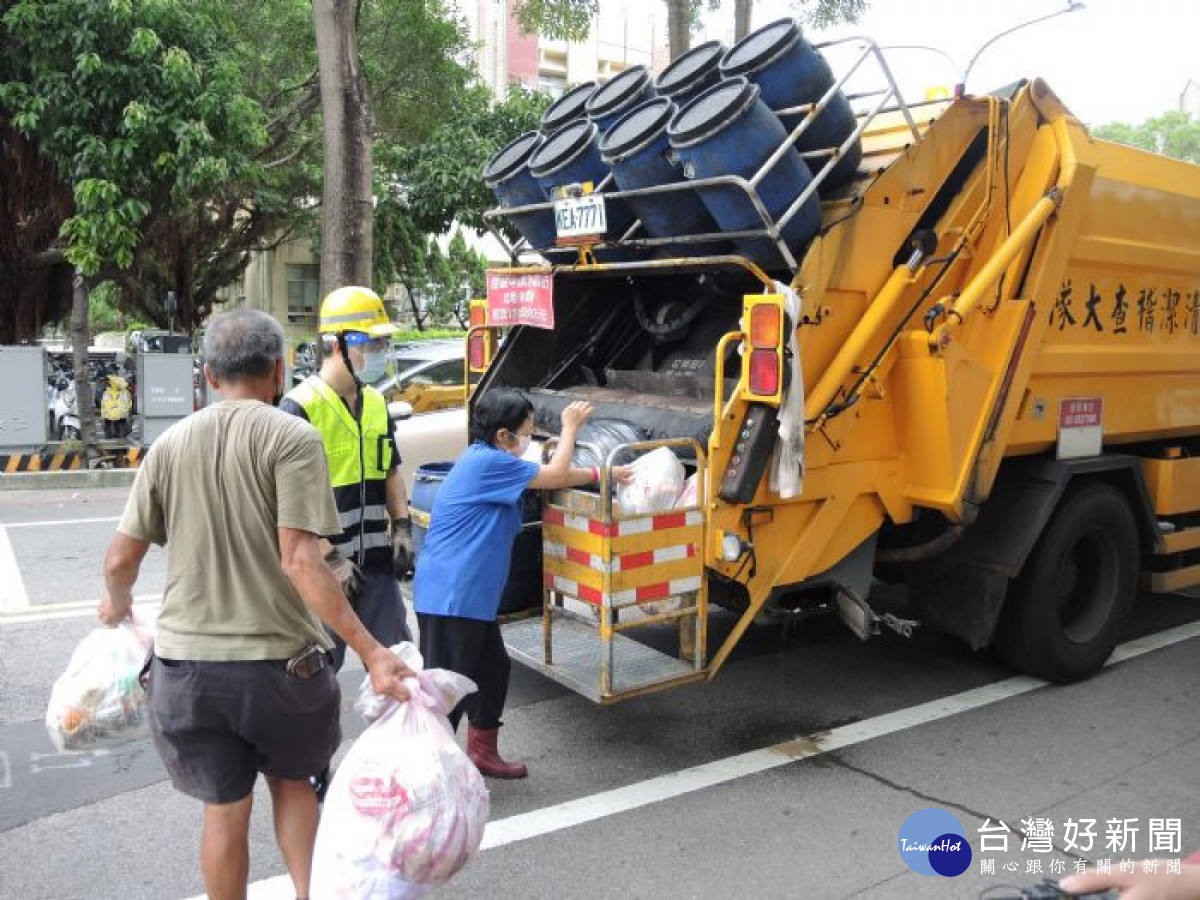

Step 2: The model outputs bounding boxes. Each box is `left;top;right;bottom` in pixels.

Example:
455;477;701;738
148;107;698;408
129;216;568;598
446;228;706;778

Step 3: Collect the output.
1;485;1197;900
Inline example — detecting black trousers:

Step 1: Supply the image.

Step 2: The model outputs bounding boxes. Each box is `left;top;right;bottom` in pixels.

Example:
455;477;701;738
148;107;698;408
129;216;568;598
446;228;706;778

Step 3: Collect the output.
330;567;412;672
417;613;509;730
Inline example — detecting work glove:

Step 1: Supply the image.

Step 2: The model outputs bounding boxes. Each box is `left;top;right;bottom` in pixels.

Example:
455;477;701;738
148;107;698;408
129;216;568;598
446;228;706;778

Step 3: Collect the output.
325;549;362;601
392;517;415;579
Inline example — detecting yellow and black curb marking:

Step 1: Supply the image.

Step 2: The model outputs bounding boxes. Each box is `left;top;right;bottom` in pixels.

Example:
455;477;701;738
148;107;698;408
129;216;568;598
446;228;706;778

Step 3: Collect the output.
2;447;144;473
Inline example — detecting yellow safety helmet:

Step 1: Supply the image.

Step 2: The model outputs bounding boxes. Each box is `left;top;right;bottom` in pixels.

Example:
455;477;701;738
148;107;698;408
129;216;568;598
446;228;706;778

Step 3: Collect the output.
318;286;399;338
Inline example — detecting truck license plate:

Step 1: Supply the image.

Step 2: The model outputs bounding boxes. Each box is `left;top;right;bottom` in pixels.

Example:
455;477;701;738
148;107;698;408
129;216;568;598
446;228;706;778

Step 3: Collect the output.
554;194;607;241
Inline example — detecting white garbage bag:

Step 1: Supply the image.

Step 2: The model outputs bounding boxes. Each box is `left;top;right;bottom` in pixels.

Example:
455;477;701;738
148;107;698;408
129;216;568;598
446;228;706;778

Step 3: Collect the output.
45;617;153;752
617;446;686;515
311;643;490;900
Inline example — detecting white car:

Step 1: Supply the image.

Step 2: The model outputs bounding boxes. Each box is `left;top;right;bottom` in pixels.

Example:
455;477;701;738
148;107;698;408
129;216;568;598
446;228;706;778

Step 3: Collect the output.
390;404;467;496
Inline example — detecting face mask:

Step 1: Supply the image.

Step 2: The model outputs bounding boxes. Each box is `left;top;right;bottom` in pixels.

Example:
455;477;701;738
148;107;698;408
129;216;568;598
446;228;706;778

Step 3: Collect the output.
357;350;388;384
504;432;531;458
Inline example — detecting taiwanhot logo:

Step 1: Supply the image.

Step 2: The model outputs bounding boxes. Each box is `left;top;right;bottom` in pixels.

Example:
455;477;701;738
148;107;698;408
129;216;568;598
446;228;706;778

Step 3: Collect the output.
897;808;973;877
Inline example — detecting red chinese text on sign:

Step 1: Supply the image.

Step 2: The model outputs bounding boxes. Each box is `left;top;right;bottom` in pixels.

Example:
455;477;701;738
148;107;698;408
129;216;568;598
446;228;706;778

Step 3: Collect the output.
485;271;554;330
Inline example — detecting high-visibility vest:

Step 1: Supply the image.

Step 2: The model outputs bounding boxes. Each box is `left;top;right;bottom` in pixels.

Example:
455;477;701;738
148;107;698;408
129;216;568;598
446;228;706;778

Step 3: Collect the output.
287;375;393;569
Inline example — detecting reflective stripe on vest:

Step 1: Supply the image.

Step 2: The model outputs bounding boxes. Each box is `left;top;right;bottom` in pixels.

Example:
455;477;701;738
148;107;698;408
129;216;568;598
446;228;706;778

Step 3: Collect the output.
288;376;393;566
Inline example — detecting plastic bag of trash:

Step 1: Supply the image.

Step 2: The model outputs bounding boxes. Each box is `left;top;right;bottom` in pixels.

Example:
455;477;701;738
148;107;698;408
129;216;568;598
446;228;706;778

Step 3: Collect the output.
618;446;686;515
570;418;645;470
312;643;490;900
673;472;700;509
45;617;153;752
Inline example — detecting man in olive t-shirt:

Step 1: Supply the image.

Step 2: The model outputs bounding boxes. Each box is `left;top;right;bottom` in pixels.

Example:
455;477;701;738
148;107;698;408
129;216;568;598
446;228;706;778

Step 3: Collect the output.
99;309;413;900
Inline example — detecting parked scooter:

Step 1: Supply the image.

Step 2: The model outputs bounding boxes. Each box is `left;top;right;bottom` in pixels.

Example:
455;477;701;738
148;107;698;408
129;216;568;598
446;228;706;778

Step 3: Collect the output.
100;372;133;439
53;378;81;441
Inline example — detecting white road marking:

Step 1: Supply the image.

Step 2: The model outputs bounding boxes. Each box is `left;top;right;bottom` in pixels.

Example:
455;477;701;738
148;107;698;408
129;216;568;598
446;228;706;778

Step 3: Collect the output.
202;619;1200;900
1;516;122;529
0;525;29;613
0;751;11;790
0;596;161;626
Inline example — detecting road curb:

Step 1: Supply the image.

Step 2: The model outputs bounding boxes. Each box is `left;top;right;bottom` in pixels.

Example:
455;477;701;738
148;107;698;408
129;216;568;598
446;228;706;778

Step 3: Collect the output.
0;468;138;490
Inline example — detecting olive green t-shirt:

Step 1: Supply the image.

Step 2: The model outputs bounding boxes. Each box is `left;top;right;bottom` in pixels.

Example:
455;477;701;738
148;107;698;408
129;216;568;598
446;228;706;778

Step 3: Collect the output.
118;399;343;661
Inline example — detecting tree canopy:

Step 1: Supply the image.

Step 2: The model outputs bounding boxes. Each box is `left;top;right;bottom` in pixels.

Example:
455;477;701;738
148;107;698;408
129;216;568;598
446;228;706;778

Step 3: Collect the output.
0;0;475;341
1092;111;1200;165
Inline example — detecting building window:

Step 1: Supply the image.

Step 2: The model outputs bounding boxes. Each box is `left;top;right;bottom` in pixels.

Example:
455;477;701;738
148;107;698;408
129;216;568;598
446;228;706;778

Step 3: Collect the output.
286;264;319;323
538;73;567;97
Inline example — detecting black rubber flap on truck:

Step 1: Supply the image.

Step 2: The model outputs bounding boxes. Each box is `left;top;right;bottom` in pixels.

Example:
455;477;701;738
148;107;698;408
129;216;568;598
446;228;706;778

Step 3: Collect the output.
529;118;599;179
656;40;725;99
541;81;597;133
483;131;543;188
719;17;801;77
600;98;674;162
586;65;652;120
668;77;759;146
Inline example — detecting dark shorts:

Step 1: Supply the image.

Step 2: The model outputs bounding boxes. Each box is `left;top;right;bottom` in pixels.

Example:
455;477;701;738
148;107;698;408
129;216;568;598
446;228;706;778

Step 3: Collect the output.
148;655;342;805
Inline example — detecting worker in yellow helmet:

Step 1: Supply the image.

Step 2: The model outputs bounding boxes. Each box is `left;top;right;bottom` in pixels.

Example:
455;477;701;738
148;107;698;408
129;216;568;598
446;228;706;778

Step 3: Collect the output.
280;287;414;680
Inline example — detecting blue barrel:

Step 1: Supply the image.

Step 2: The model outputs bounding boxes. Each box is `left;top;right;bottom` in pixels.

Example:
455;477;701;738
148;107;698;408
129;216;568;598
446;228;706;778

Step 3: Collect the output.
586;66;657;134
655;41;725;108
410;462;455;554
540;82;596;134
600;97;728;258
720;18;862;191
529;119;637;246
668;77;820;268
483;131;557;252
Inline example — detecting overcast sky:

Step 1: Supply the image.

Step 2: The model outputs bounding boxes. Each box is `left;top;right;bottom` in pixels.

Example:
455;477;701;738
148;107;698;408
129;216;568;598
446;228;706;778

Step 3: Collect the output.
696;0;1198;126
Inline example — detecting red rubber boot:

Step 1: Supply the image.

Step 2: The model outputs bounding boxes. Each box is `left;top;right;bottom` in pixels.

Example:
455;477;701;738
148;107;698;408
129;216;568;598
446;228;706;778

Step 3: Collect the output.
466;725;528;779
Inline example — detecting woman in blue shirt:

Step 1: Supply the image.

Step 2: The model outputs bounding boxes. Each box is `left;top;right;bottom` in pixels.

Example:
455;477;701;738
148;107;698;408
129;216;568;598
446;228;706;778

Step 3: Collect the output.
414;388;631;778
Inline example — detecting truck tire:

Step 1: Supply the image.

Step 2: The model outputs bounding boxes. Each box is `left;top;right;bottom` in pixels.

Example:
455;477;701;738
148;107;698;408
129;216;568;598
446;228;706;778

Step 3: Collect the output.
993;483;1138;683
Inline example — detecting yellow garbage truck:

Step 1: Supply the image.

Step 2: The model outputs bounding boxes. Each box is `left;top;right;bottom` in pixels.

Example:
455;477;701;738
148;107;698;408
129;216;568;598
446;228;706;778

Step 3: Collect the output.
474;40;1200;703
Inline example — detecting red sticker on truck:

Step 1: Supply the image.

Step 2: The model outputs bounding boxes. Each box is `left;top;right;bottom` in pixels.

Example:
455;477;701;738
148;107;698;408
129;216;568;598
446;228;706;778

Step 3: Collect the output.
1059;397;1102;428
486;271;554;330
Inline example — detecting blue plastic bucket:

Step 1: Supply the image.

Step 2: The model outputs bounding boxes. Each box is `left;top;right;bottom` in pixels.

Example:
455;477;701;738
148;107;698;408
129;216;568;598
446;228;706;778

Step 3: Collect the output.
587;65;657;134
540;82;596;134
668;77;820;268
655;41;726;109
600;97;727;258
529;119;637;248
483;131;558;252
410;462;455;553
720;18;862;191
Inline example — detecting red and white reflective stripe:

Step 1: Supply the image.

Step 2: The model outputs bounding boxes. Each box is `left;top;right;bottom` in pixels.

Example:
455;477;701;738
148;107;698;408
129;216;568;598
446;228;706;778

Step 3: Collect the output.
545;541;695;573
610;576;702;606
543;508;703;538
544;572;701;606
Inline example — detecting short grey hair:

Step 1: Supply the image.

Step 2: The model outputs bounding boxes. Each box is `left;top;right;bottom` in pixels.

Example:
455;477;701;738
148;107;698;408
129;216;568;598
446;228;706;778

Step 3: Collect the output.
203;309;284;381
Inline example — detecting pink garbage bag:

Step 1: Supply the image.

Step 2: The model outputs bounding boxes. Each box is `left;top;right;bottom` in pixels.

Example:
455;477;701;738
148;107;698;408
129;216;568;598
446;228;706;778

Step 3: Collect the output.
311;643;490;900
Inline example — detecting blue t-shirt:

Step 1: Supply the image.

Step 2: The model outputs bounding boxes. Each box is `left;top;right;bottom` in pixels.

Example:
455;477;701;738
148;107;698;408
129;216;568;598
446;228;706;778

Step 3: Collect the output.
414;442;540;621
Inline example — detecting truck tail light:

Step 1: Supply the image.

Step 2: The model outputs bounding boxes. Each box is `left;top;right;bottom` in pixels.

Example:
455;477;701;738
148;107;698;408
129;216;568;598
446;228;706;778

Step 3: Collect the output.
749;349;780;396
750;304;781;348
467;299;493;374
469;336;486;370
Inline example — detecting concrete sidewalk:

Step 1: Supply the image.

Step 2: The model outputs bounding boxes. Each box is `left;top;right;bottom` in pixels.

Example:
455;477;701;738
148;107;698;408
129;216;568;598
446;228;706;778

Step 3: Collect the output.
0;469;138;490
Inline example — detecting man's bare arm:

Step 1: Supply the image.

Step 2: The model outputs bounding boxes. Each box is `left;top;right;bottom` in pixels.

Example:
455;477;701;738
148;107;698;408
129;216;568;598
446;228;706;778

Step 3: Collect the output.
99;533;151;625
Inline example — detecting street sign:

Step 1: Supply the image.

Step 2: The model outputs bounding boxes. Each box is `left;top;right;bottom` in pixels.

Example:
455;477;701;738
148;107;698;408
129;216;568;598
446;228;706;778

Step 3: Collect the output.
485;271;554;330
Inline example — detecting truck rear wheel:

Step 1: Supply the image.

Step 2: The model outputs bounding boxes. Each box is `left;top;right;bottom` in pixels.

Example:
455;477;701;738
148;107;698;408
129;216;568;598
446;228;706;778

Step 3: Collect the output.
993;483;1138;683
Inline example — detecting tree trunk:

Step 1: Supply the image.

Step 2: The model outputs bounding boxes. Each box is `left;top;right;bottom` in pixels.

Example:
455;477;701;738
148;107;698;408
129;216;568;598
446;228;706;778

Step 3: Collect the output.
734;0;753;41
666;0;690;61
313;0;375;299
69;272;97;462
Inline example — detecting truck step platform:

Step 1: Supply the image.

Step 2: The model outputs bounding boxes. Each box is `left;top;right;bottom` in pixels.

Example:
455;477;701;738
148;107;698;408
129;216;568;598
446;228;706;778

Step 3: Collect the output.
503;612;706;704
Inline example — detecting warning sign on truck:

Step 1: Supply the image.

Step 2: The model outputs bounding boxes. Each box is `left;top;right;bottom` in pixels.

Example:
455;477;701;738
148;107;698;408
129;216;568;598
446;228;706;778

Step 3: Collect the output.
485;271;554;330
1057;397;1103;459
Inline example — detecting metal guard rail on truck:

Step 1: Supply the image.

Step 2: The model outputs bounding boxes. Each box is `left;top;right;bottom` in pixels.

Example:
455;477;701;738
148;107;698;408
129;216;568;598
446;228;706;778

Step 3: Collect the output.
483;36;923;275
